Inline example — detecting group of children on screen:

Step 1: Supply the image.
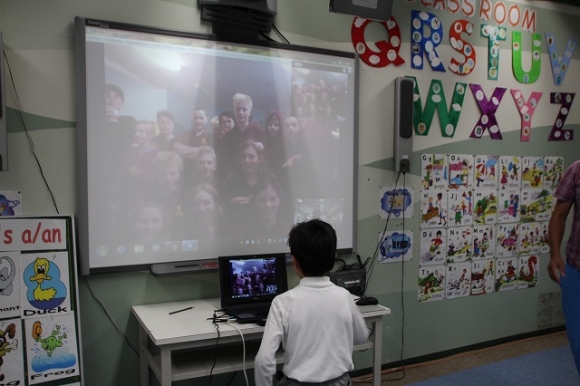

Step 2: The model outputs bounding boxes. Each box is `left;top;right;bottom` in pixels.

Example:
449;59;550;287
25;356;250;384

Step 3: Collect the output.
102;81;341;246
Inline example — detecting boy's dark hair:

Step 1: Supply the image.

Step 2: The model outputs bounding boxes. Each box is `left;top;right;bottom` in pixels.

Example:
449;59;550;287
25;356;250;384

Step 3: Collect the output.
105;84;124;101
288;219;337;276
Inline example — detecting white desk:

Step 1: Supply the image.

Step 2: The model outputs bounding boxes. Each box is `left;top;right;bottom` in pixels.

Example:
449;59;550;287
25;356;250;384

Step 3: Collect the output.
131;297;390;386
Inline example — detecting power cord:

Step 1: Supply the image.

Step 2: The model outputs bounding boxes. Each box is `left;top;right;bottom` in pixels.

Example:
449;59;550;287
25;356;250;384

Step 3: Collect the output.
226;322;249;386
207;311;222;386
3;47;60;214
82;276;139;356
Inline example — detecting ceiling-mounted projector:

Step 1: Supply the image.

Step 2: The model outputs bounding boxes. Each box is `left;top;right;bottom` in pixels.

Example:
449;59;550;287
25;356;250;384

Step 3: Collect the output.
329;0;393;21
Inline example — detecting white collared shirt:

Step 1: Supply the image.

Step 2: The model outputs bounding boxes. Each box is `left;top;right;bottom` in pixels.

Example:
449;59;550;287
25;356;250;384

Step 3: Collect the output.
254;276;369;386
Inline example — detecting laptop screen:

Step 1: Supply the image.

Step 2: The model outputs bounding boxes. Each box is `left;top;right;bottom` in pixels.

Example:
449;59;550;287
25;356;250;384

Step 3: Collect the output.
218;253;289;310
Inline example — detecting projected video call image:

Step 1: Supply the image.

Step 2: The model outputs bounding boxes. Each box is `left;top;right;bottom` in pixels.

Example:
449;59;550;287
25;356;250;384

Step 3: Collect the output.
229;258;278;298
82;24;356;267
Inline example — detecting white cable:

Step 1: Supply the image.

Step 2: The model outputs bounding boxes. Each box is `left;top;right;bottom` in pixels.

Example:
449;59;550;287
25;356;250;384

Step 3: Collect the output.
227;323;249;386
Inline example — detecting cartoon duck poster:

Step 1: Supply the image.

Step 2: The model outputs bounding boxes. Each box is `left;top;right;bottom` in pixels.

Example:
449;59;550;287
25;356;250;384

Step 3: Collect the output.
0;251;21;320
0;318;25;385
19;252;71;318
24;314;80;384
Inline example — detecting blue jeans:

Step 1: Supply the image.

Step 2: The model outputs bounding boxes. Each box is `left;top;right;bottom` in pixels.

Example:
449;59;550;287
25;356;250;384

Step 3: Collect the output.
561;262;580;375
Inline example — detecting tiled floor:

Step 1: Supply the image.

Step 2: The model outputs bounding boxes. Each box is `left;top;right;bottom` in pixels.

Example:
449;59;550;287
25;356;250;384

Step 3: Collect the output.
352;331;569;385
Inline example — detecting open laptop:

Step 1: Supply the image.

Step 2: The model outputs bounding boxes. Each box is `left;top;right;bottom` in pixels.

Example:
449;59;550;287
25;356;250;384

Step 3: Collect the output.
218;253;288;324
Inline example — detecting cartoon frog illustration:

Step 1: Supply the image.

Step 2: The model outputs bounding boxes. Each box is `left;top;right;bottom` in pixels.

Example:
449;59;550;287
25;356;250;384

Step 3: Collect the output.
32;321;66;357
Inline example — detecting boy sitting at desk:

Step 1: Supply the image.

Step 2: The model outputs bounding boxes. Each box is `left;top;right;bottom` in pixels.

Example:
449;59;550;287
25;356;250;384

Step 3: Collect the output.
254;219;368;386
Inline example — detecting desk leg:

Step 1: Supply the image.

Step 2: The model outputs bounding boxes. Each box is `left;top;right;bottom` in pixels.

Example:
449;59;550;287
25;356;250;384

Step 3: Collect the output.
372;319;383;386
138;327;149;386
160;347;172;386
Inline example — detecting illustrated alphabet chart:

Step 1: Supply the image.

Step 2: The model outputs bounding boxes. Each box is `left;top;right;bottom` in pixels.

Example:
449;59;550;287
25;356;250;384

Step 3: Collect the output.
446;226;472;263
495;257;519;291
448;154;474;190
418;264;446;303
520;188;554;222
420;190;447;228
421;153;448;190
472;189;498;225
499;156;522;190
419;228;447;266
543;156;564;189
522;156;545;189
472;225;495;260
447;190;473;226
474;155;499;189
519;222;541;256
496;223;520;258
446;261;471;299
497;189;521;223
517;255;539;289
471;259;495;295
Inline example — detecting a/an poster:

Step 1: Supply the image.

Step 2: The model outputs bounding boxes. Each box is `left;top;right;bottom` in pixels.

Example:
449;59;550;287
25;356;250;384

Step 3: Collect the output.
20;252;72;318
24;314;80;384
0;318;25;385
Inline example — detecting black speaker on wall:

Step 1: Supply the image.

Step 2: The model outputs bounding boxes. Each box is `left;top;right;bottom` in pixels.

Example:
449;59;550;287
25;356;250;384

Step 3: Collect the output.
0;31;7;171
329;0;393;21
394;77;413;173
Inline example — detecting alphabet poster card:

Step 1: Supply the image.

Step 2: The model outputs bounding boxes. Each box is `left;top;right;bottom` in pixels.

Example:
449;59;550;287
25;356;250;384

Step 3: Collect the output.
518;255;539;289
474;155;499;189
20;252;71;319
520;188;554;222
538;221;549;254
418;264;445;303
543;156;564;189
24;313;80;384
495;257;519;291
420;190;447;228
499;156;522;190
447;190;473;226
471;259;495;296
496;223;520;258
446;226;472;263
419;228;446;266
378;231;413;263
497;189;521;223
421;153;447;190
448;154;473;190
0;318;25;385
522;156;544;189
446;261;471;299
472;189;498;225
472;225;495;260
519;222;540;256
0;251;21;319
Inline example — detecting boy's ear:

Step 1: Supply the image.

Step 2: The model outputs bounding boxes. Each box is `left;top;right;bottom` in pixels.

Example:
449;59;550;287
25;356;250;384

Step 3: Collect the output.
291;255;300;269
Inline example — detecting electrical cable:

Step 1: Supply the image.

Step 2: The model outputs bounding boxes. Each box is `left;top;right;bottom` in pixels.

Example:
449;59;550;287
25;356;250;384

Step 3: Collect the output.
382;171;407;382
227;322;249;386
82;276;139;356
363;171;401;295
207;314;221;386
2;48;60;214
271;23;291;44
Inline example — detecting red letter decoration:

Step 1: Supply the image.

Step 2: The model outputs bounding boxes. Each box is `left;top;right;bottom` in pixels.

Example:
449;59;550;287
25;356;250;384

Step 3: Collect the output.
411;10;446;72
469;84;506;139
351;17;405;68
548;92;575;141
510;90;542;142
449;20;476;75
